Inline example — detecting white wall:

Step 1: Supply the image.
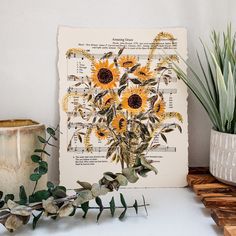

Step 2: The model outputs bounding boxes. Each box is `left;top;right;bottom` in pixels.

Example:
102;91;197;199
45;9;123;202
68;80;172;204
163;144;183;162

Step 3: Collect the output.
0;0;235;182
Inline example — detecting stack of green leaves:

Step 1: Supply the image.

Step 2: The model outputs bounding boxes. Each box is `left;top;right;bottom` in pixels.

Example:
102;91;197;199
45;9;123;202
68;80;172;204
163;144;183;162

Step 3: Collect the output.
175;25;236;134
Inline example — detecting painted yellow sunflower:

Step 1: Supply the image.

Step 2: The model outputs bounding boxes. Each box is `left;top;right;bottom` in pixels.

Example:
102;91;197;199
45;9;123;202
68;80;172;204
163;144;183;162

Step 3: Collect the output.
153;99;166;119
91;60;119;89
121;87;148;114
95;127;109;140
102;93;118;109
133;66;153;81
111;113;127;133
118;55;137;68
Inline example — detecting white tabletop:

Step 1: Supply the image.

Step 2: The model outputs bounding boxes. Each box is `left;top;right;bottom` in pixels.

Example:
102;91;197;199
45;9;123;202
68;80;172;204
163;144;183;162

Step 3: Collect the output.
0;188;223;236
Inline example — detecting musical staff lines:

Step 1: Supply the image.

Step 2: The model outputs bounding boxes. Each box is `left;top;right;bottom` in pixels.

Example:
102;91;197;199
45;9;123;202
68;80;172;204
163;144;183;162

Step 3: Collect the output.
67;74;178;83
67;86;177;94
67;53;177;60
67;146;176;153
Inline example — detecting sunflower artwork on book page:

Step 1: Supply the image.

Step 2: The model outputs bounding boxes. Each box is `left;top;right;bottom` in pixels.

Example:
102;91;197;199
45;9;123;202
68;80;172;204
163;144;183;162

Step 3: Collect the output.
58;27;188;188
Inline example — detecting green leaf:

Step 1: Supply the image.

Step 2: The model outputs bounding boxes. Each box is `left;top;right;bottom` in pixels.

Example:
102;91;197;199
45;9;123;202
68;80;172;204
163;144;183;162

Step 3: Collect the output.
118;85;126;96
119;193;127;220
38;136;47;143
140;156;158;174
56;186;67;192
52;188;67;199
122;168;139;183
226;63;235;127
106;142;118;159
33;211;43;229
46;127;56;136
34;149;50;156
19;186;27;205
133;200;138;214
115;174;128;186
106;109;114;125
211;53;228;130
47;181;54;189
129;64;140;73
142;195;148;216
120;193;127;208
98;108;109;115
29;190;50;203
135;143;149;154
69;206;76;216
160;133;167;143
31;155;41;163
77;181;92;190
118;46;125;57
0;200;4;208
109;197;115;217
39;161;48;168
94;91;108;103
4;194;14;203
140;123;150;136
81;201;89;218
130;78;142;84
30;173;41;182
138;169;151;177
119;73;128;86
39;166;48;175
95;197;104;222
119;209;127;220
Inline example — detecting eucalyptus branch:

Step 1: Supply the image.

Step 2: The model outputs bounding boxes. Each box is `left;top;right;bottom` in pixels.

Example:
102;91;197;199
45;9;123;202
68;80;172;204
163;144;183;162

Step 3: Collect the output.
0;125;154;233
31;125;59;195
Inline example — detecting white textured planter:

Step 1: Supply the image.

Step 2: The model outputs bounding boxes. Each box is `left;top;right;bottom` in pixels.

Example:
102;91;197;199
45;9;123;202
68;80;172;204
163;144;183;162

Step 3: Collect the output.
0;119;47;196
210;129;236;186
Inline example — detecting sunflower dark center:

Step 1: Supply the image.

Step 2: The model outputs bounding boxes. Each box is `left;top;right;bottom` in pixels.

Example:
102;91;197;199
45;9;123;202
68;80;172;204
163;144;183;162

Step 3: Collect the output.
97;68;113;84
98;131;105;137
139;71;146;76
123;61;133;66
105;98;113;105
155;104;161;112
128;94;142;109
118;118;125;129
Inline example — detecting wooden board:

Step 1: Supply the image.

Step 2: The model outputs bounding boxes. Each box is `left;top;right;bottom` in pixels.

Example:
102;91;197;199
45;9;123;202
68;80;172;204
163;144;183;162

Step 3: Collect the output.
212;208;236;227
224;226;236;236
187;168;236;230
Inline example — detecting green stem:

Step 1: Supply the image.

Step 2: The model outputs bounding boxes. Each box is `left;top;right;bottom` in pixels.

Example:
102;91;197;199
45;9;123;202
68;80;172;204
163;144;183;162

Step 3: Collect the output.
31;125;59;195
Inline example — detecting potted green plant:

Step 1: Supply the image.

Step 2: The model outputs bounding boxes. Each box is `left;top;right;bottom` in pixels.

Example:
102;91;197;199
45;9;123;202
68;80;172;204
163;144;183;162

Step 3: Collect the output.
175;25;236;185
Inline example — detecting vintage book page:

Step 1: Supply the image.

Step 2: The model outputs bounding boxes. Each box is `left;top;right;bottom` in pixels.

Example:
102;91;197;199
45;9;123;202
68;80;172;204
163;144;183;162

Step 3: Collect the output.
58;27;188;188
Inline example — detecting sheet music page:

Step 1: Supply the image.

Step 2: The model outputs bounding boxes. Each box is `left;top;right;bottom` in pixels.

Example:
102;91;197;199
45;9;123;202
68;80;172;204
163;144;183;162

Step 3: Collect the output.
58;27;188;188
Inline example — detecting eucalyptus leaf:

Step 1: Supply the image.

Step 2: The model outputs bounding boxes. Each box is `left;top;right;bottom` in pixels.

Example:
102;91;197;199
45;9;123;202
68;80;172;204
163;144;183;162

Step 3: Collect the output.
140;156;158;174
119;193;127;220
58;202;74;217
46;127;56;136
19;186;27;205
109;197;115;217
33;211;43;229
81;201;89;218
115;174;128;186
31;155;41;163
122;168;139;183
38;136;47;144
0;200;4;208
77;180;92;190
95;197;104;222
133;200;138;214
4;194;14;203
30;173;41;182
34;149;50;156
73;190;93;206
